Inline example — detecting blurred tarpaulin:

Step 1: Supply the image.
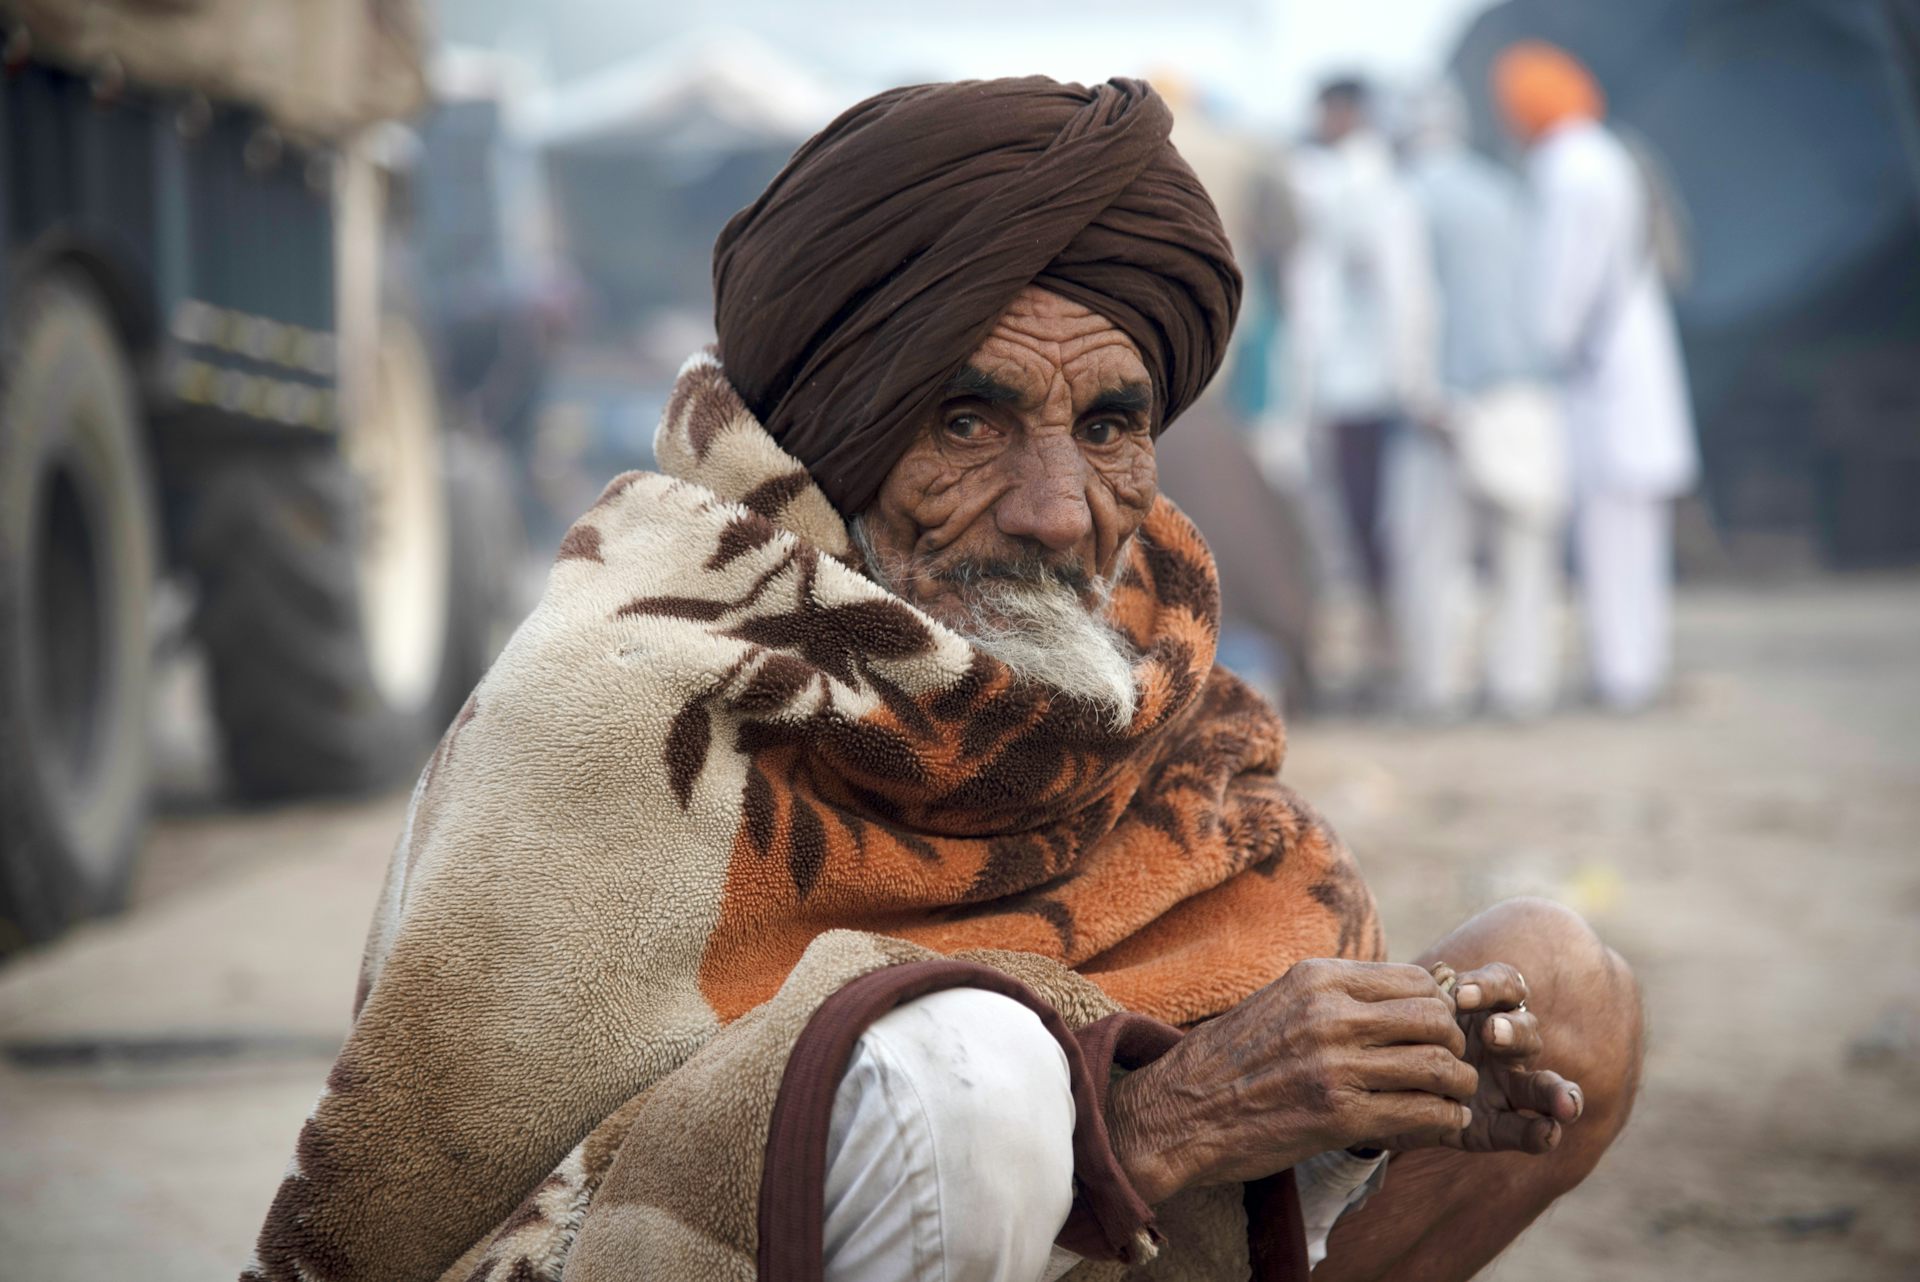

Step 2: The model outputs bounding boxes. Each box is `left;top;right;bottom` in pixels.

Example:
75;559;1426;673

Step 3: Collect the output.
1884;0;1920;178
521;30;841;332
519;27;841;155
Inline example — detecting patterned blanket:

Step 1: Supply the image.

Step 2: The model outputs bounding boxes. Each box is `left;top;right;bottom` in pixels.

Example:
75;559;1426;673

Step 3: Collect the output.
244;352;1382;1282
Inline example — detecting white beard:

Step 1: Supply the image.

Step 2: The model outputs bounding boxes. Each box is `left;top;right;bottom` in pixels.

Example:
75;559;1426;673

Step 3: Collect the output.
849;516;1139;732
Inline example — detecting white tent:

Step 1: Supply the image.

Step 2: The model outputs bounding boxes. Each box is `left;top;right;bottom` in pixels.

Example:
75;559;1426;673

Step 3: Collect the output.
520;27;844;154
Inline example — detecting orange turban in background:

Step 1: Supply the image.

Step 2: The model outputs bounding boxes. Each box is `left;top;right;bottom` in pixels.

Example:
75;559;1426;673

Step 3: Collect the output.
1492;40;1606;141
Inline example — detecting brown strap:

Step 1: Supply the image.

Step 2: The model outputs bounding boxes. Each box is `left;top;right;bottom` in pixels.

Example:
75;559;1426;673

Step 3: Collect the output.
755;960;1306;1281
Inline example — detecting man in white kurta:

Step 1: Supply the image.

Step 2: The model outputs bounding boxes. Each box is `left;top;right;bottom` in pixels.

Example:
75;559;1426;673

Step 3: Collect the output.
1284;78;1439;704
1495;42;1699;711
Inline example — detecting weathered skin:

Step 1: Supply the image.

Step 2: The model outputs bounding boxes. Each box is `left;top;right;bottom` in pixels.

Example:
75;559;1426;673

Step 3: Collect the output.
859;286;1159;625
861;286;1644;1281
1315;900;1644;1282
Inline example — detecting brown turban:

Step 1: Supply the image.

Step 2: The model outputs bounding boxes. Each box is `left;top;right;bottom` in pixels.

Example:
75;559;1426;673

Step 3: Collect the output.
712;76;1242;515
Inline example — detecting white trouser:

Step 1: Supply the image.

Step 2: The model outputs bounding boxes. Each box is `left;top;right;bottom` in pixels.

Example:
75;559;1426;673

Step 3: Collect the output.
822;988;1385;1282
1574;491;1673;710
1483;513;1563;720
1383;430;1565;719
1383;427;1474;717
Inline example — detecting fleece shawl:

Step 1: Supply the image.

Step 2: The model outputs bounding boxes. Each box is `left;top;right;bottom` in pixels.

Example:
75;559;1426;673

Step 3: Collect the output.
244;353;1382;1282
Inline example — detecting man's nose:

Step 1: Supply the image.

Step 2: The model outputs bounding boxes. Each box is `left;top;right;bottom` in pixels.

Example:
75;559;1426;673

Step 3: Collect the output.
994;433;1093;553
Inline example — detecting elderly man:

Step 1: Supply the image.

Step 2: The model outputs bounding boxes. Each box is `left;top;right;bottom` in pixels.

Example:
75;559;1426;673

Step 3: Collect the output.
245;79;1640;1282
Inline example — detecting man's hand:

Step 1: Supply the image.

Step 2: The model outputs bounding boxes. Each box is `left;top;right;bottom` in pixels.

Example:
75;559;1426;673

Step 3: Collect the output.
1105;959;1477;1205
1372;962;1585;1155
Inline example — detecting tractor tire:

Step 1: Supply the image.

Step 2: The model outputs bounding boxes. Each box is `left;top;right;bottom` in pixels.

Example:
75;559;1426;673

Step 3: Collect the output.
0;273;157;950
437;427;527;703
190;313;492;800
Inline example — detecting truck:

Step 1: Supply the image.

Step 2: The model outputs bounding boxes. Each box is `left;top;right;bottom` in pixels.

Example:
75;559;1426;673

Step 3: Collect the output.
0;0;518;947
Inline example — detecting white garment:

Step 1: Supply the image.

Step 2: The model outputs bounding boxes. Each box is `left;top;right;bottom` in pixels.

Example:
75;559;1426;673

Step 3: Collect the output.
1462;384;1567;720
1287;130;1440;426
1294;1148;1392;1270
823;987;1386;1282
1528;119;1698;499
1484;510;1563;720
1383;424;1564;721
1575;491;1673;710
1392;131;1566;721
1454;382;1567;528
1384;428;1474;717
822;987;1078;1282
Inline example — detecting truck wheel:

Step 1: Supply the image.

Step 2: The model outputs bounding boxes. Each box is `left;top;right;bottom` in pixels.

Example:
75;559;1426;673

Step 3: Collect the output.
0;273;157;948
438;427;526;705
191;315;457;799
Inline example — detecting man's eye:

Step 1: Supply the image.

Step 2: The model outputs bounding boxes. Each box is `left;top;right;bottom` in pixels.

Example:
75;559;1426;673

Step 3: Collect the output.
1082;420;1123;445
946;415;987;440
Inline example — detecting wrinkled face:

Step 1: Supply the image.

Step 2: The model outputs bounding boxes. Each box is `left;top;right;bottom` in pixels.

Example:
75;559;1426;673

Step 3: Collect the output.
856;286;1158;632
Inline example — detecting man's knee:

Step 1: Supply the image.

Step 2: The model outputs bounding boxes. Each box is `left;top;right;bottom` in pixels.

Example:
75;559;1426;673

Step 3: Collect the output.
1450;897;1645;1132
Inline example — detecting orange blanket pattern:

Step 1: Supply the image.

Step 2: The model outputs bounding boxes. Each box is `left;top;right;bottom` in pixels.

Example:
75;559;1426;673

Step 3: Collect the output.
650;353;1383;1024
243;351;1381;1282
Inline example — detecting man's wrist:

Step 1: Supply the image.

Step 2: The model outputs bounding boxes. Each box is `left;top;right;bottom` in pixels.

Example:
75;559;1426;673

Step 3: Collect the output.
1105;1070;1191;1207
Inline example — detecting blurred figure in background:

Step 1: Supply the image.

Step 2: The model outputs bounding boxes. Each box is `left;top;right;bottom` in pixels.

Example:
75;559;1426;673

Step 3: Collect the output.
1394;82;1568;720
1161;74;1318;710
1286;76;1439;707
1495;42;1698;713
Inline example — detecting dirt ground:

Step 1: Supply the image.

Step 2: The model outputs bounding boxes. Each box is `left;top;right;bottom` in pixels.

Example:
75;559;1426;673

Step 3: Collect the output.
1;577;1915;1280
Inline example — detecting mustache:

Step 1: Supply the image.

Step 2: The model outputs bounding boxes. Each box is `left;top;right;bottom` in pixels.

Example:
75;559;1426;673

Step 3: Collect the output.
932;555;1093;596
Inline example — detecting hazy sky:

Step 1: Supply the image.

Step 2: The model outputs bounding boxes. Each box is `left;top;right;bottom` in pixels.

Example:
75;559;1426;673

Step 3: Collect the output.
439;0;1497;127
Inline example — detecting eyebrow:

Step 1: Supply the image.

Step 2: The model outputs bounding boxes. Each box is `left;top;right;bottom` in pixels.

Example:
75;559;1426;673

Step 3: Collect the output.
942;364;1025;406
1084;382;1153;419
942;366;1154;421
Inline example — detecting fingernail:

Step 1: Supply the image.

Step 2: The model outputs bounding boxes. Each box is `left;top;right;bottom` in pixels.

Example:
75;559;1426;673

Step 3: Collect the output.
1568;1086;1584;1121
1457;984;1483;1009
1489;1015;1512;1046
1458;1105;1474;1128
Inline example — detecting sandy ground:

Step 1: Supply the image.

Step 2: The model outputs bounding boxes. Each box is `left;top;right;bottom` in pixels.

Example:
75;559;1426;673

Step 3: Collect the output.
0;577;1915;1280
